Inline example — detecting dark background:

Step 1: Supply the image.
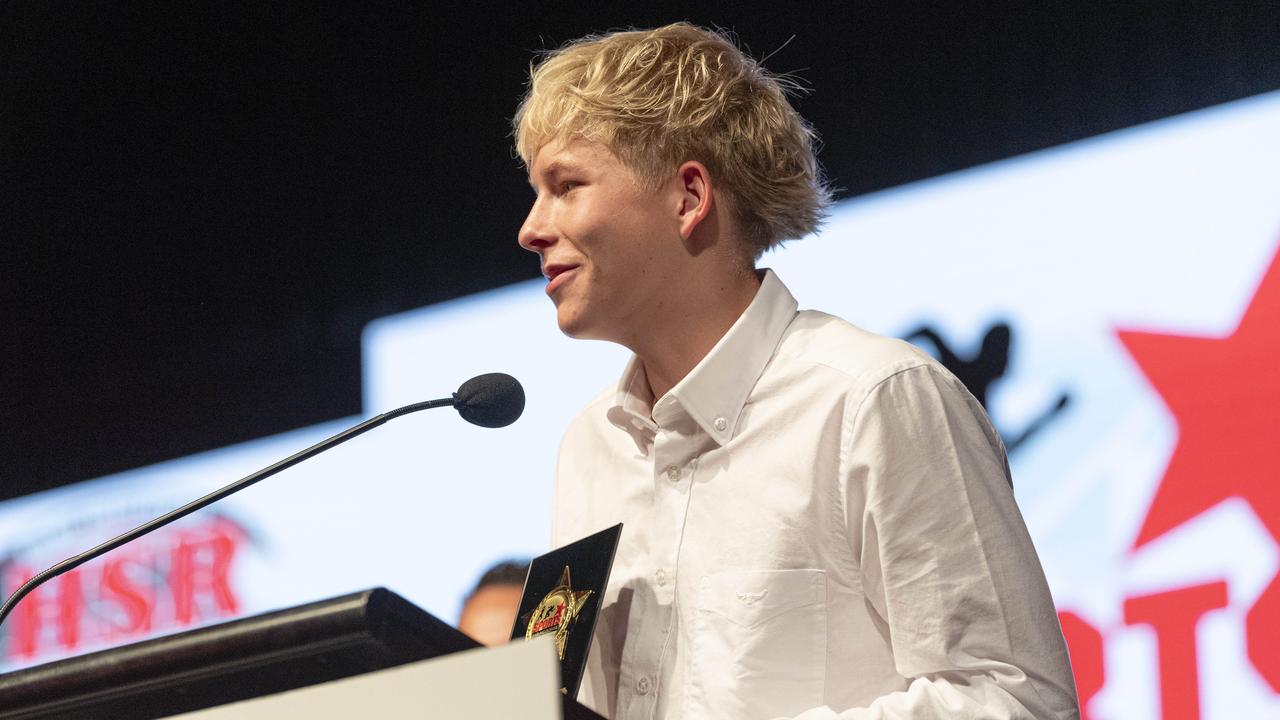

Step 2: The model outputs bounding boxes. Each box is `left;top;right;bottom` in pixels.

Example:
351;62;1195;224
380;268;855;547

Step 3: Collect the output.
3;0;1278;501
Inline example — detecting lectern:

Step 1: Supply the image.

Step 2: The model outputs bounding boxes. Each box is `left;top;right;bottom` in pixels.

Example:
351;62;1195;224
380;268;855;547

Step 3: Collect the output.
0;588;604;719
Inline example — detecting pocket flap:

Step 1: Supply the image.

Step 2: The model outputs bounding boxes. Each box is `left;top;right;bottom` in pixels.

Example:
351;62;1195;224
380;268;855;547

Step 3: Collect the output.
697;569;825;628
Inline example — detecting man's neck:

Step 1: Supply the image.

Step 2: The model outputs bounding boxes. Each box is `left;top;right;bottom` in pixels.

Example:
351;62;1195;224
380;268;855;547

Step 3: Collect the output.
632;269;762;403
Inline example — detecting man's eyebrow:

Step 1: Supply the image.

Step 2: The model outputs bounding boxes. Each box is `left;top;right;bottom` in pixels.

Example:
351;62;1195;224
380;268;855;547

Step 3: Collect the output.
528;161;579;189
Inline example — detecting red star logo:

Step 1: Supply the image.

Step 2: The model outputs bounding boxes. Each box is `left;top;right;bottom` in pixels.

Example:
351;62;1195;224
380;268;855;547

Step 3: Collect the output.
1117;241;1280;691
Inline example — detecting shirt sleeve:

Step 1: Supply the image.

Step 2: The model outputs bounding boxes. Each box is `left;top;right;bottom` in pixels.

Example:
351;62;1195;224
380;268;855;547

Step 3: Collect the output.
786;363;1080;720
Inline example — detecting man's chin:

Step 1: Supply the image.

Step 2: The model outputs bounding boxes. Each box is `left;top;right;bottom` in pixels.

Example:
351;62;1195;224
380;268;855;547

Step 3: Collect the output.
556;308;607;341
556;318;592;339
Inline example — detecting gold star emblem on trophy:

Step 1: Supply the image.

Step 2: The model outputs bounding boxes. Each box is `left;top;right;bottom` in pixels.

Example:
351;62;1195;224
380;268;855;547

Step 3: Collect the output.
524;566;594;660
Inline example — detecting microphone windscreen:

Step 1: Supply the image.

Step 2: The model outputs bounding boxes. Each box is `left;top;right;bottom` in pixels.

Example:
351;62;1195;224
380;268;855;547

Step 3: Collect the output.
453;373;525;428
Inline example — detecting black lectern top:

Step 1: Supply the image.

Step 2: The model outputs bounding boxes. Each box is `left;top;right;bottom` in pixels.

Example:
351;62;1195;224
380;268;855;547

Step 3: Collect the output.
0;587;602;719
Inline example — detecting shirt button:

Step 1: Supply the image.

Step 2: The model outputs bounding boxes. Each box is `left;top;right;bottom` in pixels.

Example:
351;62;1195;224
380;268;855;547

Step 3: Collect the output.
636;675;651;695
714;416;727;431
664;464;681;481
655;568;667;586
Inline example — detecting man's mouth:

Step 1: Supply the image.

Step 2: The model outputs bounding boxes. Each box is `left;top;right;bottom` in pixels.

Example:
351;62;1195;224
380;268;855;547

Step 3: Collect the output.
543;264;580;295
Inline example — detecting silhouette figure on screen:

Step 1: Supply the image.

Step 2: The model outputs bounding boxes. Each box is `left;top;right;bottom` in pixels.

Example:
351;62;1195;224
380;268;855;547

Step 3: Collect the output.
904;321;1070;454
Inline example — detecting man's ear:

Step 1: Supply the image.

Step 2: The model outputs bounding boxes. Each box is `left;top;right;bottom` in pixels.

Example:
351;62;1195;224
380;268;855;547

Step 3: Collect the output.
674;161;714;240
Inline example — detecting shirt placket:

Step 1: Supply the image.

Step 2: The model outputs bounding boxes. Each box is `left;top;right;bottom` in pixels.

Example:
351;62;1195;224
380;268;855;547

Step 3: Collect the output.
620;421;698;720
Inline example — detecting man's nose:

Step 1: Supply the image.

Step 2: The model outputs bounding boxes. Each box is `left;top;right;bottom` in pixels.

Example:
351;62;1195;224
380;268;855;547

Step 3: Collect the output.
518;199;555;251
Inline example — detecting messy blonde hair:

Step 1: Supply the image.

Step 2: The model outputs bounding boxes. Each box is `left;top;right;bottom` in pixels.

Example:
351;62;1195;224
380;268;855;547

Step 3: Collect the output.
514;23;832;257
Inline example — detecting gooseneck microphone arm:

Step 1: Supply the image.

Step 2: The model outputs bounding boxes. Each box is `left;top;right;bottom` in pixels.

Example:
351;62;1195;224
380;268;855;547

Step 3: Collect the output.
0;369;527;631
0;372;524;629
0;397;453;629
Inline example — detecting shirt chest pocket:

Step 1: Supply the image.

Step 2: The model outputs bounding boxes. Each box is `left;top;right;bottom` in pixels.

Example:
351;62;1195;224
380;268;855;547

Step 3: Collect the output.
691;569;827;720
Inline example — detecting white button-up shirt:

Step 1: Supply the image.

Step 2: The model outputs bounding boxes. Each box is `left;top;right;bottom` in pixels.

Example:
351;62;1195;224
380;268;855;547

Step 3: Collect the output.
553;271;1079;720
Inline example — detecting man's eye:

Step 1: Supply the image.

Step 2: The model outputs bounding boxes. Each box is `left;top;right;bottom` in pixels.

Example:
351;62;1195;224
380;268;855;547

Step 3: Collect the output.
560;181;579;194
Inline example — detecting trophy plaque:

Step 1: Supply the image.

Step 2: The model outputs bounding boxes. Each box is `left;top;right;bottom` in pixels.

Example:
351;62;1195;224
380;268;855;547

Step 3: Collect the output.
511;523;622;698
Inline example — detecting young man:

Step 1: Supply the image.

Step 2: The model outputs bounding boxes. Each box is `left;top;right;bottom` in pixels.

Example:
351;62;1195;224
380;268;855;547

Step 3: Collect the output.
515;23;1079;720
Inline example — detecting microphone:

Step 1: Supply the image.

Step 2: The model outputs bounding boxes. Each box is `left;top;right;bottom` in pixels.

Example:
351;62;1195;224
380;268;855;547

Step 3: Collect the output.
453;372;525;428
0;373;525;629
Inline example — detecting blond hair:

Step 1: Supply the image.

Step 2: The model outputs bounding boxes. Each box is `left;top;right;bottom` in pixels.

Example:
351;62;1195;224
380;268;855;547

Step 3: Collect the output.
514;23;832;257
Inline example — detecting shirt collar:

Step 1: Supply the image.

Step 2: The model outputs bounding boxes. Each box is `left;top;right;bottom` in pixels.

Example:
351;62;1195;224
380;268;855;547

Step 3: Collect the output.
606;269;799;447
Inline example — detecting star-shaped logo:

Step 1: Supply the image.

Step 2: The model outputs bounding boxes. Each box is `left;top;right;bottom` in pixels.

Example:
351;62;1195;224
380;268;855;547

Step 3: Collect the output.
524;566;594;660
1117;240;1280;690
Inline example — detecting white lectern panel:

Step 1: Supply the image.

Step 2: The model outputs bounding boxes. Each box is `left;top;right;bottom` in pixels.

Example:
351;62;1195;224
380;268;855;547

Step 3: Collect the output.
166;637;560;720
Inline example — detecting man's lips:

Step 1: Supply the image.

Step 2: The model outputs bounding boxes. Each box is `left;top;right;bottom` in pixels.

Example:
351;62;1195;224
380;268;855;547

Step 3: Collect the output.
543;264;580;295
